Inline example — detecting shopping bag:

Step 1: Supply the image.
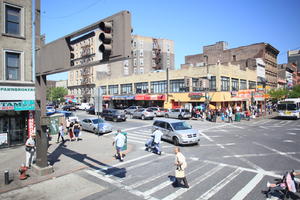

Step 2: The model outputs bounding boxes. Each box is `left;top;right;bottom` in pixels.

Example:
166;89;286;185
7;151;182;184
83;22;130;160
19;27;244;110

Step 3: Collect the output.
175;167;185;178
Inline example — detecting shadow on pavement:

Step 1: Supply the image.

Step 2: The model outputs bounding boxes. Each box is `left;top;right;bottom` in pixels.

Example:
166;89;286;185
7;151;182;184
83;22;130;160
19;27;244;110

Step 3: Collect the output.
48;142;127;178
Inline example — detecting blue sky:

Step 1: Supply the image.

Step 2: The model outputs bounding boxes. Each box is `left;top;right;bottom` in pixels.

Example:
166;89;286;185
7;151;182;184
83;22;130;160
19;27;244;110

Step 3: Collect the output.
43;0;300;80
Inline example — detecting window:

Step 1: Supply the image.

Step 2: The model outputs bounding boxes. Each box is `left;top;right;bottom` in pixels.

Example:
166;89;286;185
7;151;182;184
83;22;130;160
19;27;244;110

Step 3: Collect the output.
232;55;236;62
133;40;137;48
248;81;256;89
123;66;129;75
139;40;144;49
152;50;156;57
140;50;144;57
101;86;107;95
209;76;216;91
5;52;20;80
240;79;247;90
140;67;144;74
121;84;132;94
5;5;21;35
133;50;137;57
170;79;186;92
221;76;230;91
135;82;148;94
152;60;156;67
231;78;239;91
151;81;166;93
133;68;137;74
133;59;137;67
192;78;202;92
140;58;144;66
108;85;119;95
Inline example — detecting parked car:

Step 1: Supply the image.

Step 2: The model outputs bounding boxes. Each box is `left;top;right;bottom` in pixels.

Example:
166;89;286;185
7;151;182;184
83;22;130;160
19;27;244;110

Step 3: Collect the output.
75;103;81;110
62;104;76;111
132;108;155;120
86;106;95;115
78;103;91;110
165;108;192;119
102;109;126;122
148;107;167;117
56;110;79;122
124;106;142;114
46;106;56;116
152;119;200;146
81;118;112;134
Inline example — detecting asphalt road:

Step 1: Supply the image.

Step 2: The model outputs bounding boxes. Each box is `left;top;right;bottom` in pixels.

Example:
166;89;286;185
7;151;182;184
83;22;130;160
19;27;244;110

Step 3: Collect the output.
73;110;300;200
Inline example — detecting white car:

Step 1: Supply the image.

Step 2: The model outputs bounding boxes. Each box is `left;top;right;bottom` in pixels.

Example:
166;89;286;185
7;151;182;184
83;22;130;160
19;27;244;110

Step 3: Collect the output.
78;103;91;110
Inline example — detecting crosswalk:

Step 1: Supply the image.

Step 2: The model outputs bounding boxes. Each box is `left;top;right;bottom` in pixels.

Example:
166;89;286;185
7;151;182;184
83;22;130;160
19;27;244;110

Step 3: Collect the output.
84;152;284;200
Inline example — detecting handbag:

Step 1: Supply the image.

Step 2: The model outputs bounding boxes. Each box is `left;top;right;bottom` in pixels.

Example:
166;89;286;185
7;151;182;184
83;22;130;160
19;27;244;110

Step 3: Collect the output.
25;146;32;152
175;166;185;178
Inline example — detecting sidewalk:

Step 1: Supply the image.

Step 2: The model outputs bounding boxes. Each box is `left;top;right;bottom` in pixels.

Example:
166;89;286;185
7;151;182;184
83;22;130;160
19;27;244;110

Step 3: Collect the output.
0;130;129;194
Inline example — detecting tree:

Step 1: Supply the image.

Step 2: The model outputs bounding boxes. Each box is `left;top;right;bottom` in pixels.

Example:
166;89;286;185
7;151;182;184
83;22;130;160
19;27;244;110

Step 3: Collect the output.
288;85;300;98
46;87;68;103
268;88;288;101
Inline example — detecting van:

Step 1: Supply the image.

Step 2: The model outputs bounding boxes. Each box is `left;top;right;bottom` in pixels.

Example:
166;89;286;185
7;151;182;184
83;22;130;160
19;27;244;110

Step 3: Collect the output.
165;108;192;119
78;103;91;110
152;119;200;146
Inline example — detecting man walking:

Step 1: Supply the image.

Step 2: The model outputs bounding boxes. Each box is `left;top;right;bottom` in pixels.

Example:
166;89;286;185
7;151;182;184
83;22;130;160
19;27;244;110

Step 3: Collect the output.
57;123;65;143
153;128;163;154
113;129;126;161
25;133;36;168
173;147;189;188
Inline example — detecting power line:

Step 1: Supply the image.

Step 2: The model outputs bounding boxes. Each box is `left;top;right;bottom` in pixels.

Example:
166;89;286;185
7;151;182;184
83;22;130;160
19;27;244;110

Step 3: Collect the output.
43;0;103;19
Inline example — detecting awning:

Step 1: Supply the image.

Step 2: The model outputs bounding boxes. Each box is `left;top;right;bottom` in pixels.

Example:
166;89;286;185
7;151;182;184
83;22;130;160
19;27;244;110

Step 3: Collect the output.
103;96;111;101
135;94;166;101
210;92;232;102
111;95;135;100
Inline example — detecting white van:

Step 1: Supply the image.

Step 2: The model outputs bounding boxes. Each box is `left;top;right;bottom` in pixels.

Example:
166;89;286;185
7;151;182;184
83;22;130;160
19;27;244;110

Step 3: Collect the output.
78;103;91;110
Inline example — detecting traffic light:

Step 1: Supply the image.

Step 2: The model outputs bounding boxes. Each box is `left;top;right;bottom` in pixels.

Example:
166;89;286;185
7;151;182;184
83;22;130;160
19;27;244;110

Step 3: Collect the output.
98;11;132;62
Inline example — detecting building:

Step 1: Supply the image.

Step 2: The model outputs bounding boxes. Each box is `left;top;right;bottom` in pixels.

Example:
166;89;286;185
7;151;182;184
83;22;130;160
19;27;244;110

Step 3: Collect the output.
96;63;265;111
55;80;68;88
183;41;279;88
277;63;298;88
0;0;35;148
68;34;175;104
288;50;300;72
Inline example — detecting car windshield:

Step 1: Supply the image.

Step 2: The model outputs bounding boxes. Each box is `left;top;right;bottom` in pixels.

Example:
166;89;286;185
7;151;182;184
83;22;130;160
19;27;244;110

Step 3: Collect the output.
146;109;153;112
92;119;105;124
181;109;190;113
46;106;54;109
112;110;123;114
151;108;158;111
171;122;192;130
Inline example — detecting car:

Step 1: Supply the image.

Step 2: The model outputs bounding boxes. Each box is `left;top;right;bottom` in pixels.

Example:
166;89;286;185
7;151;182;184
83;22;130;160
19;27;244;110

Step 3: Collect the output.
148;107;167;117
78;103;91;110
165;108;192;119
74;103;81;110
46;106;56;116
62;104;76;111
86;106;95;115
80;118;112;134
152;119;200;146
124;106;142;114
101;109;126;122
56;110;79;122
132;108;155;120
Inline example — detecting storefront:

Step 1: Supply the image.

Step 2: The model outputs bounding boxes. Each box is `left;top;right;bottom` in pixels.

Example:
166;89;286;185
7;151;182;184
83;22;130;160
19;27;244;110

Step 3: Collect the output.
0;86;35;148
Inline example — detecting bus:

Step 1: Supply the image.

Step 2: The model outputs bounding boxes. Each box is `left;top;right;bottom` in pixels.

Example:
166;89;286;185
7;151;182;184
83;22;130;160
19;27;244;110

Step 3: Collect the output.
277;98;300;119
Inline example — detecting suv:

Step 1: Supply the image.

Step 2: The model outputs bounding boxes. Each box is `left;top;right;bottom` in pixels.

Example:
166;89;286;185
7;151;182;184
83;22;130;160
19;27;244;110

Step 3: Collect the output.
165;108;191;119
132;108;155;120
101;109;126;122
148;107;166;117
152;119;200;146
78;103;91;110
124;106;142;114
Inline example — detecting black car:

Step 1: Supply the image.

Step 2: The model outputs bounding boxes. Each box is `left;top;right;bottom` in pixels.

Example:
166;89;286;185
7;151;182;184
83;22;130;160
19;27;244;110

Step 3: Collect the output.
86;106;95;115
101;109;126;122
62;104;76;111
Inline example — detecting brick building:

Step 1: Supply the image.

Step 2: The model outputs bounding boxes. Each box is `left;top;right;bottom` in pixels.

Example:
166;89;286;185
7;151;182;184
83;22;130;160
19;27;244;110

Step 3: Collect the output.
183;41;279;88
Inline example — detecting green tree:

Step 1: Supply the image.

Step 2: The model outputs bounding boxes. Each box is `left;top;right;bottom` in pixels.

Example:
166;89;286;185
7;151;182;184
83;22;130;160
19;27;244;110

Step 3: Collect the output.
46;87;68;103
288;85;300;98
268;88;288;101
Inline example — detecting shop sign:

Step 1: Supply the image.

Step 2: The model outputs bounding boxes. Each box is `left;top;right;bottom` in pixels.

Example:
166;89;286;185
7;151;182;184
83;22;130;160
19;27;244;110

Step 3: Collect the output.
0;100;35;111
112;96;135;100
103;96;111;101
0;86;35;101
188;92;203;99
135;94;165;101
0;133;8;146
28;111;35;137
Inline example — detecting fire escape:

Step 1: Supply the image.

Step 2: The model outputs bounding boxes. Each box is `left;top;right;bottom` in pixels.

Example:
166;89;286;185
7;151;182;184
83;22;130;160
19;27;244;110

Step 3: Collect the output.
81;67;92;102
152;39;162;70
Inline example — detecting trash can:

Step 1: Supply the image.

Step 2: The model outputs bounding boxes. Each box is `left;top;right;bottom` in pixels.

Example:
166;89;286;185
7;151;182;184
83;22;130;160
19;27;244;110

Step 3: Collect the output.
235;113;241;122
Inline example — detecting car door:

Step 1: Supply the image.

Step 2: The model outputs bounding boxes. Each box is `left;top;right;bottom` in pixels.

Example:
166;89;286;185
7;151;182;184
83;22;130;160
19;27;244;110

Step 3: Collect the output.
165;122;174;141
81;119;89;130
85;119;94;132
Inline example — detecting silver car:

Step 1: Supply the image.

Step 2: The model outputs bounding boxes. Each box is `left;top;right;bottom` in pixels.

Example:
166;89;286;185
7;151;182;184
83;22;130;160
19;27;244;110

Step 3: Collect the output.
124;106;142;114
132;108;155;120
165;108;192;119
152;119;200;145
148;107;167;117
81;118;112;134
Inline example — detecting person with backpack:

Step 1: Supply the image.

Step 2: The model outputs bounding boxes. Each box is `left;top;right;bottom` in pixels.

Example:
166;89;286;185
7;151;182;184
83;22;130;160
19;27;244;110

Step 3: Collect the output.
72;121;81;141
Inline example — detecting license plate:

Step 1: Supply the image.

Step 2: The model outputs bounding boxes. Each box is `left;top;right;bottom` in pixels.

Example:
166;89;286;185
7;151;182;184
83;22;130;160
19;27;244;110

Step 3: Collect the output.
285;111;291;115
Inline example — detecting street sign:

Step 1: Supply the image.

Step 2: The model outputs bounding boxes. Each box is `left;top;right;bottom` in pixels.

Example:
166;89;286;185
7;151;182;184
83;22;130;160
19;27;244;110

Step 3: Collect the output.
95;87;103;113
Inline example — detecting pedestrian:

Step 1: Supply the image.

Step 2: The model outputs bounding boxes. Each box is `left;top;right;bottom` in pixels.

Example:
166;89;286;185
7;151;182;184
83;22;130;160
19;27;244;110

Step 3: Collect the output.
25;133;36;168
69;121;74;141
228;109;233;123
173;147;189;188
72;121;81;141
113;129;126;161
57;123;65;143
221;111;225;122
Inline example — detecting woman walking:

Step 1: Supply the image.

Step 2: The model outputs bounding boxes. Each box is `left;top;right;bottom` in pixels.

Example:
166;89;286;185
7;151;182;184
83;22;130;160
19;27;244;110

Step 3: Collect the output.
173;147;189;188
72;121;81;141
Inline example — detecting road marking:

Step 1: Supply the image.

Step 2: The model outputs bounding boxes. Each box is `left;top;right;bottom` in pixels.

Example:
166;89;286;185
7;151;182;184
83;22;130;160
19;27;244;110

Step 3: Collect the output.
223;152;300;158
200;124;229;131
201;143;235;147
108;153;155;169
127;139;145;144
283;140;295;143
231;173;264;200
254;142;300;163
162;165;223;200
228;124;244;129
197;168;243;200
287;132;297;135
259;126;269;129
127;134;149;140
123;124;152;132
288;128;300;131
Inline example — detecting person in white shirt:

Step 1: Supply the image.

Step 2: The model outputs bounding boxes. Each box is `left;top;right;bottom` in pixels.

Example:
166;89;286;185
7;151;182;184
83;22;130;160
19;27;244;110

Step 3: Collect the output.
113;129;126;161
173;147;189;188
152;128;163;153
57;123;65;143
25;134;36;168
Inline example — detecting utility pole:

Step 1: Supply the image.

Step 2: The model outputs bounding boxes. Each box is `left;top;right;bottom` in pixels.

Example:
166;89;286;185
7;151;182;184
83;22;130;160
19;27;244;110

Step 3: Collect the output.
166;67;169;102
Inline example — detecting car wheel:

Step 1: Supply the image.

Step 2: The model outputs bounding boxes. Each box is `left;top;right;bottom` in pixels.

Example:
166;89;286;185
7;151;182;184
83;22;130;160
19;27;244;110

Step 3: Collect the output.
123;119;126;122
150;117;154;120
165;114;169;118
179;115;183;120
113;118;117;122
173;137;179;146
141;115;145;120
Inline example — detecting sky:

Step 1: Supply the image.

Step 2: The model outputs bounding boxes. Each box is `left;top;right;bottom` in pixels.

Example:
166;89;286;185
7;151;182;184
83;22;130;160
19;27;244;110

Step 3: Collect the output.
43;0;300;81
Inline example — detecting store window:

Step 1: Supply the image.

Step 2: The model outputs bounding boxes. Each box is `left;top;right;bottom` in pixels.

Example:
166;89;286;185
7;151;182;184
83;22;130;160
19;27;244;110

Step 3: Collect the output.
121;84;132;94
209;76;216;91
240;79;247;90
231;78;239;91
221;76;230;91
151;81;166;93
5;52;20;80
101;86;107;95
249;81;256;89
5;4;21;35
170;79;186;92
108;85;119;95
135;82;148;94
